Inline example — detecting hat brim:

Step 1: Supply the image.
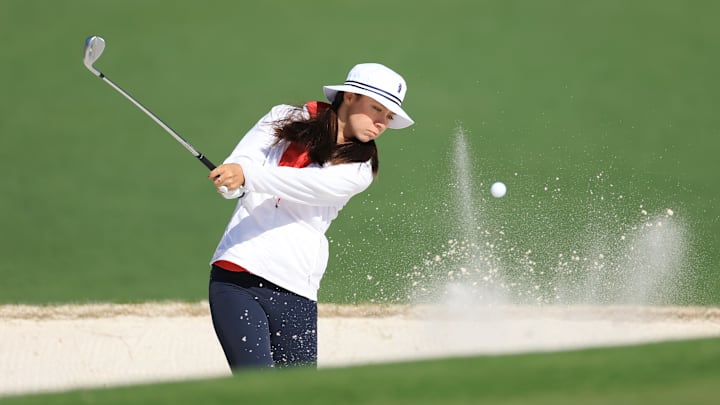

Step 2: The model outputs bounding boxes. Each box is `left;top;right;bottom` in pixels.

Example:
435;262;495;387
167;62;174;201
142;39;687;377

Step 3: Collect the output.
323;85;414;130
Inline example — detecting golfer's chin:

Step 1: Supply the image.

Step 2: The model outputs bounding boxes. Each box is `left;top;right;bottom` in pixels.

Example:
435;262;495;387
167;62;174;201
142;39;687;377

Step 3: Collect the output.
357;132;378;143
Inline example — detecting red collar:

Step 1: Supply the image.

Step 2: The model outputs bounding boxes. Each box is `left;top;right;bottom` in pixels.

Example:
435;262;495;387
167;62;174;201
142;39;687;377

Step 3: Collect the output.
278;101;330;168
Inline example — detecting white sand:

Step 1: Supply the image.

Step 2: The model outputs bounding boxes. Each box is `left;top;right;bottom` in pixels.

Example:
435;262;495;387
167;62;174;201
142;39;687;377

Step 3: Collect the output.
1;302;719;397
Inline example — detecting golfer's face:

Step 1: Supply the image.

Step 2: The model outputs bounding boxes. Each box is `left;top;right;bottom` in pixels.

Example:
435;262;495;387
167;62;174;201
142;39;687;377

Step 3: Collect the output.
344;94;394;143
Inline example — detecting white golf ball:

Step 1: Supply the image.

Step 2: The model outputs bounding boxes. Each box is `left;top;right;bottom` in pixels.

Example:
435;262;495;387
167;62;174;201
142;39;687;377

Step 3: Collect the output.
218;186;229;193
490;182;507;198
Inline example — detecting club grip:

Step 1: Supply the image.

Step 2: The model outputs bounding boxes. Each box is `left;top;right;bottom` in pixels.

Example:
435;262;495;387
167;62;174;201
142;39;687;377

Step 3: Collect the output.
197;154;216;171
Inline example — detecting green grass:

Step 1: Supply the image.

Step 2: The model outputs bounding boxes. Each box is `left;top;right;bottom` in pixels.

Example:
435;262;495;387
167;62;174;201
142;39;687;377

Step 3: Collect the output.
1;0;719;305
3;337;720;404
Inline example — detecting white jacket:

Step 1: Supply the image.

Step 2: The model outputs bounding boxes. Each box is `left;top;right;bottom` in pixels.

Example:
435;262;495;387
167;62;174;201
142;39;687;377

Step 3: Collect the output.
210;104;374;301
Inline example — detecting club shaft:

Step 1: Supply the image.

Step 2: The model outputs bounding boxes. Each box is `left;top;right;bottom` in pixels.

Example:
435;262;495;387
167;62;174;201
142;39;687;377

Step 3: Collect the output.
97;73;216;171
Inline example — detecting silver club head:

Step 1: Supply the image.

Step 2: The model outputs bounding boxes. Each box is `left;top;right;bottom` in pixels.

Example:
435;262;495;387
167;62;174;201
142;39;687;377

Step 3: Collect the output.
83;36;106;76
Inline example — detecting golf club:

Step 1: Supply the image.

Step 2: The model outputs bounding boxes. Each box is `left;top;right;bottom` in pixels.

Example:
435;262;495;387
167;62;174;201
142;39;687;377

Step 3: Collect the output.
82;35;217;171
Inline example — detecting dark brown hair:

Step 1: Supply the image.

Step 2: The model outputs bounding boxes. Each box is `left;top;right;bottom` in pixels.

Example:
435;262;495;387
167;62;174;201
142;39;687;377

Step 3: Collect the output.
273;93;379;174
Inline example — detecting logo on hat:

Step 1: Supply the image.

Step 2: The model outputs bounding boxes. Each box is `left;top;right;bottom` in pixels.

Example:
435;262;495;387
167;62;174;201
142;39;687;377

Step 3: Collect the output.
398;83;402;93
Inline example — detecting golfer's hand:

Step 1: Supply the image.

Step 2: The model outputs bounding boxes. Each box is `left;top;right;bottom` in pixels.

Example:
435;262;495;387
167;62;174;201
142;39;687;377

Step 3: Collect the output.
210;163;245;191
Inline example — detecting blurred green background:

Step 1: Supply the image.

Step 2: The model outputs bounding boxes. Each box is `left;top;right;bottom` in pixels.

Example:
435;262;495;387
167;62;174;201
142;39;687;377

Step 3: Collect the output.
1;0;718;305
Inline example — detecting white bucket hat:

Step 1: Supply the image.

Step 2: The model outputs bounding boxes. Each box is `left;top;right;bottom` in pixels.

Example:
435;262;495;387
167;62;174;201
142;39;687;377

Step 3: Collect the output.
323;63;414;129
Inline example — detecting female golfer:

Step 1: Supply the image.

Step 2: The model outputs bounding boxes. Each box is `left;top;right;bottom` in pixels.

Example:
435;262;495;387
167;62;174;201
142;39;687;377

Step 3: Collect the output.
206;63;414;370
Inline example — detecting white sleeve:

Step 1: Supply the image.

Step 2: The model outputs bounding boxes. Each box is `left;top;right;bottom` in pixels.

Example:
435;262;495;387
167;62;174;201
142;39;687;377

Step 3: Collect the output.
243;160;374;206
223;104;373;206
223;105;300;166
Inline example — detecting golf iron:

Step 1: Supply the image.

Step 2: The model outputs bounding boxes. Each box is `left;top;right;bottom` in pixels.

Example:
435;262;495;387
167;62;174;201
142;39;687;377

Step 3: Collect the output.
82;35;217;171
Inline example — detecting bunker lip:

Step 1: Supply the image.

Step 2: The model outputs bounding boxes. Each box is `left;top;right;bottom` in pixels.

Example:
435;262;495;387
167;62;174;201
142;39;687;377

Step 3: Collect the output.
3;301;719;320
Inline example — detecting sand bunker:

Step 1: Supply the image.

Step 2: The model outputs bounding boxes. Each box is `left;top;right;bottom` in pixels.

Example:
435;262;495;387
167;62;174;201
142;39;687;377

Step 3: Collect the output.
1;302;719;397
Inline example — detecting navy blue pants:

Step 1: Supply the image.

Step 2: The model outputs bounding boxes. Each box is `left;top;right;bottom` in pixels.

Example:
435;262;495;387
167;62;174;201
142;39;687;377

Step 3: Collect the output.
208;266;317;370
